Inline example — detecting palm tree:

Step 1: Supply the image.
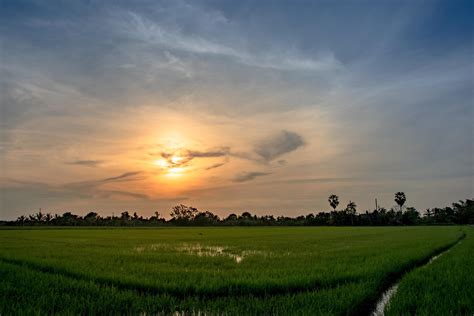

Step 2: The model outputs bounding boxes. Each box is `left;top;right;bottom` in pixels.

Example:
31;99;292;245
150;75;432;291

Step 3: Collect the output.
328;194;339;211
394;192;406;212
16;215;26;225
346;201;357;225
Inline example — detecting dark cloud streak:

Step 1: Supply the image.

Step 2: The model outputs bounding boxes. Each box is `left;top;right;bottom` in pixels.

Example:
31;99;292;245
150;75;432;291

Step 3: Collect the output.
254;130;305;162
66;160;105;167
233;171;271;183
205;162;226;170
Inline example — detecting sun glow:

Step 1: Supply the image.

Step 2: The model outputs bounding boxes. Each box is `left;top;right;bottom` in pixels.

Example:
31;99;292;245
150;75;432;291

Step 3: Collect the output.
171;156;183;164
153;159;169;168
167;167;185;176
148;131;207;184
153;154;187;177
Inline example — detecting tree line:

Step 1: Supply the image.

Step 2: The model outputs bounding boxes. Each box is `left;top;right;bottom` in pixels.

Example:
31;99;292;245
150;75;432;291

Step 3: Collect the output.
3;193;473;227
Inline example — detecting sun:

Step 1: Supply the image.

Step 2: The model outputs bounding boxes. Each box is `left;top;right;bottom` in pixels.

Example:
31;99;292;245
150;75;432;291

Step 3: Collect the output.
153;159;169;168
153;155;186;177
171;156;183;164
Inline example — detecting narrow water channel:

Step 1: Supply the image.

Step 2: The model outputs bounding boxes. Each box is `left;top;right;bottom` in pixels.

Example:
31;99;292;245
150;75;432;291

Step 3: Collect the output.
371;240;462;316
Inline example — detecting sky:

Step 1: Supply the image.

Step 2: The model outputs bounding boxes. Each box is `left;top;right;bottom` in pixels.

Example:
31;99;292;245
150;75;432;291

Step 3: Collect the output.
1;0;473;220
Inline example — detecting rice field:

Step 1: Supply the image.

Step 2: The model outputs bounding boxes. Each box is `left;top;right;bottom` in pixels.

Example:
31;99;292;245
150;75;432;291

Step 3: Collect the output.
0;226;469;315
386;226;473;315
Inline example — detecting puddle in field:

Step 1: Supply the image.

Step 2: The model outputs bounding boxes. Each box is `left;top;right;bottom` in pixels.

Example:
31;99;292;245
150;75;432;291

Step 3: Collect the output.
140;311;209;316
172;311;208;316
134;243;165;253
133;243;267;263
177;243;264;263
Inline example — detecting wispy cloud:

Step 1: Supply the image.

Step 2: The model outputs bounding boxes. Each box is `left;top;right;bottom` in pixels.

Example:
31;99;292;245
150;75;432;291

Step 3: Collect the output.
66;160;105;167
0;171;150;216
205;162;227;170
115;10;343;72
233;171;271;183
62;172;146;192
274;177;359;184
99;171;143;183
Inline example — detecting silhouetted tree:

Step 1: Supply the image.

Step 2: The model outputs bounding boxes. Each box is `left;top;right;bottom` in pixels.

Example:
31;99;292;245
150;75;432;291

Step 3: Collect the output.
193;211;220;226
402;207;420;225
16;215;26;225
328;194;339;211
84;212;98;225
223;213;238;225
394;192;406;212
59;212;79;226
345;201;357;225
170;204;199;225
9;198;474;227
452;199;474;224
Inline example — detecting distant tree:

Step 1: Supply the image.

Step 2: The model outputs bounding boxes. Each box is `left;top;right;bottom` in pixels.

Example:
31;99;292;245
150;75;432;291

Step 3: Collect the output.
239;212;256;226
402;207;420;225
193;211;220;226
345;201;357;225
84;212;98;220
394;192;406;212
16;215;26;225
120;211;130;223
328;194;339;211
223;213;238;225
170;204;199;224
30;209;45;223
60;212;79;226
8;197;473;227
241;212;252;219
304;213;315;225
84;212;98;225
452;199;474;224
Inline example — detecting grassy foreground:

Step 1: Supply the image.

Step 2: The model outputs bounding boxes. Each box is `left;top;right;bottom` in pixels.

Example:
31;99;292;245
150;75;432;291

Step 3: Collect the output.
0;226;465;315
386;227;473;315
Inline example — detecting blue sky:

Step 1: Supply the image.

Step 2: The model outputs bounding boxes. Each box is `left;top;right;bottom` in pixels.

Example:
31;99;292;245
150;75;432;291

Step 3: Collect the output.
1;0;472;219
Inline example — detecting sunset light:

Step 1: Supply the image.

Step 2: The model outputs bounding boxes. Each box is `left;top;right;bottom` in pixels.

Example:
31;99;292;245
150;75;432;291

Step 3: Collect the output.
1;1;472;314
153;159;169;168
2;0;470;217
153;152;187;178
167;167;185;176
171;156;183;164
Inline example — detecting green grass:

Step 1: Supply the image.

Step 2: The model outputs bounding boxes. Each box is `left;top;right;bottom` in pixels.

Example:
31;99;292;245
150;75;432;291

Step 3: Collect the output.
386;227;474;316
0;226;466;315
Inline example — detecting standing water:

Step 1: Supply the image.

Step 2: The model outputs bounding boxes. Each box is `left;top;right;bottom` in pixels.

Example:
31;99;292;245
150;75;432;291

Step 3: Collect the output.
370;241;461;316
